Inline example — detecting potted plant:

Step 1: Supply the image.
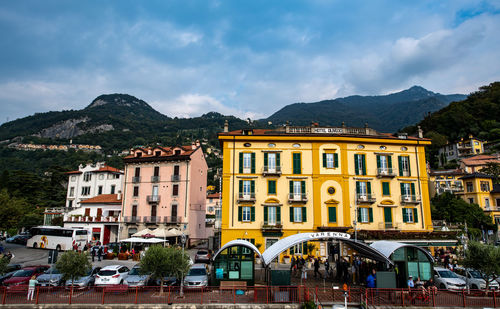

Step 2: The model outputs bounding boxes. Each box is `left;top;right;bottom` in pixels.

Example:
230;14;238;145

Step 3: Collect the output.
283;255;290;264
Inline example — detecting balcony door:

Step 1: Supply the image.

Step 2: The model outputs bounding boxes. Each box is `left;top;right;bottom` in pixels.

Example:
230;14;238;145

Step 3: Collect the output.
379;155;388;171
152;185;159;196
384;208;392;227
151;205;157;218
171;204;177;221
267;206;277;225
268;153;276;172
358;182;367;198
243;180;251;198
293;181;302;200
132;205;137;218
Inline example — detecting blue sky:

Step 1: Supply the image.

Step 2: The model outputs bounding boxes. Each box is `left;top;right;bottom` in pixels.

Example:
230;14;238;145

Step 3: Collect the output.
1;0;499;123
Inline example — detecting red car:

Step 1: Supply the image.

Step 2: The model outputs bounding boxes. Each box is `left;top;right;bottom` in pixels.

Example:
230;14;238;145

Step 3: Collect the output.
4;266;50;287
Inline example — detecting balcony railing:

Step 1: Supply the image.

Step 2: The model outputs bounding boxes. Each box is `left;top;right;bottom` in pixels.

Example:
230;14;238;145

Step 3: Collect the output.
376;168;396;177
171;175;180;182
147;195;161;203
399;170;411;177
163;216;182;224
356;194;376;203
151;176;160;183
288;193;308;203
262;166;282;176
237;192;256;202
262;221;282;229
144;216;161;223
401;195;421;204
378;222;400;230
123;216;141;223
132;176;141;183
64;215;120;223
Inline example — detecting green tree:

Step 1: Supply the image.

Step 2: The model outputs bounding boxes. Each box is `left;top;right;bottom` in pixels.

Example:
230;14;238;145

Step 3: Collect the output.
0;257;9;275
480;162;500;184
139;245;190;294
0;189;28;232
55;251;92;287
463;241;500;289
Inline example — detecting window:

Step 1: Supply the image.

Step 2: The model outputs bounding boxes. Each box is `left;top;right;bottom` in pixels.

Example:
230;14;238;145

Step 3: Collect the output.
328;207;337;223
323;153;339;168
468;198;474;204
133;186;139;197
239;180;255;198
132;205;137;217
171;204;177;219
290;180;306;200
398;156;411;176
292;153;302;174
480;181;490;192
174;165;180;176
83;172;92;182
356;181;372;200
68;200;73;208
376;155;392;173
99;174;104;180
151;205;157;217
69;187;75;197
98;186;103;195
268;180;276;195
290;207;306;223
238;206;253;222
264;152;280;172
155;151;161;156
400;183;415;198
289;242;307;255
264;206;280;225
354;154;366;175
485;198;490;209
402;208;418;223
134;167;140;177
81;186;91;196
152;185;158;196
382;182;390;196
466;182;473;192
110;185;115;194
154;166;160;177
70;176;76;182
357;207;373;223
172;184;179;196
239;152;255;173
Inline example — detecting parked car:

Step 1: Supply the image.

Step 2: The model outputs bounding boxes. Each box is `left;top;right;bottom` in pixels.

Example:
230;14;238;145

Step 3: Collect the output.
6;235;29;245
4;266;50;287
95;265;129;286
37;267;64;287
0;271;16;285
433;267;466;290
183;264;209;288
455;267;499;290
5;264;22;273
124;265;151;287
194;250;211;263
65;266;101;289
154;276;179;287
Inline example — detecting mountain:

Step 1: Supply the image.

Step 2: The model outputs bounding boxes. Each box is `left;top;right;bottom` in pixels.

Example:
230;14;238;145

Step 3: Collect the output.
265;86;467;132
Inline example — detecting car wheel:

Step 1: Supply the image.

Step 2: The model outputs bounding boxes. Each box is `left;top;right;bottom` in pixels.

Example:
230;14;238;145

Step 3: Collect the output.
33;243;38;249
120;280;123;285
56;245;62;252
471;285;478;290
440;284;446;289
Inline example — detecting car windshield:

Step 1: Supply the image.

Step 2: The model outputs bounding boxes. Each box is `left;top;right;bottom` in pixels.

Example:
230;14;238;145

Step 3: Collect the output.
470;270;483;279
197;251;208;255
129;268;141;276
13;270;34;277
98;270;117;276
438;270;458;278
188;268;206;276
44;268;60;275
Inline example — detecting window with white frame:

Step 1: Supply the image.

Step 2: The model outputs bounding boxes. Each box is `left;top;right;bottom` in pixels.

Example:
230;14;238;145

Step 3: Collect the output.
485;198;490;209
359;208;369;223
293;207;302;222
325;153;334;168
83;172;92;182
242;206;251;222
81;186;91;196
403;208;414;223
243;180;251;196
243;153;251;170
268;153;276;170
290;243;303;255
400;156;410;176
267;207;277;225
69;187;75;197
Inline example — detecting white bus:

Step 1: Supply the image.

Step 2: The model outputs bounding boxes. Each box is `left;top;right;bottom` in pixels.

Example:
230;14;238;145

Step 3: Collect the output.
26;226;89;251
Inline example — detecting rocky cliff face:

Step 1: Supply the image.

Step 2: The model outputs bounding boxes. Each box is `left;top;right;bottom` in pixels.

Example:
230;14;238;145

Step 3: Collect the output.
33;117;114;139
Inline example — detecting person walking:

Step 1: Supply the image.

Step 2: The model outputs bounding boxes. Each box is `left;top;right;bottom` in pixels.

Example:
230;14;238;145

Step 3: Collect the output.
301;260;308;280
314;258;321;278
91;246;96;262
366;269;376;288
324;260;330;279
290;256;296;277
296;257;303;278
97;246;103;261
27;275;38;301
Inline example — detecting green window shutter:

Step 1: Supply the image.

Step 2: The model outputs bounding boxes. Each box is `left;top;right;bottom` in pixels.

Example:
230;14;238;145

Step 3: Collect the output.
239;153;243;173
264;153;268;168
413;208;418;223
302;207;307;222
239;180;243;194
354;154;359;175
290;245;294;255
367;182;372;194
323;153;327;168
357;208;362;223
334;153;339;168
268;180;276;194
276;153;280;167
382;182;390;195
402;209;407;223
250;180;255;193
361;154;366;175
264;206;268;224
251;207;255;221
388;156;392;168
376;155;381;169
328;207;336;223
356;181;360;194
238;206;242;221
289;181;293;194
410;183;416;196
251;153;255;174
368;208;373;222
407;157;411;176
398;156;403;176
290;207;294;222
277;207;281;223
400;183;405;195
301;181;306;194
303;241;307;254
293;153;301;174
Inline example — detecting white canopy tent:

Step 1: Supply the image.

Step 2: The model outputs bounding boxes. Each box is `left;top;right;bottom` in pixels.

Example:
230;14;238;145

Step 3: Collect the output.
120;237;168;244
131;228;153;237
150;228;177;238
167;228;183;236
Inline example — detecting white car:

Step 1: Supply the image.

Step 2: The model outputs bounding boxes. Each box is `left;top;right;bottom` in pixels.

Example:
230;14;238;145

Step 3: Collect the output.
433;267;466;290
95;265;130;286
455;267;499;290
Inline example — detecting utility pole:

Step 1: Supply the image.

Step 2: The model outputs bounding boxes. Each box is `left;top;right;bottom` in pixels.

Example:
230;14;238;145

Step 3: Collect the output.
180;233;186;297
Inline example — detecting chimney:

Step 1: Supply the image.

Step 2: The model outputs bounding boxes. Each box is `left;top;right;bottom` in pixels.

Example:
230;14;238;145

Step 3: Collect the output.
192;141;196;150
418;126;423;139
223;120;228;133
117;190;122;201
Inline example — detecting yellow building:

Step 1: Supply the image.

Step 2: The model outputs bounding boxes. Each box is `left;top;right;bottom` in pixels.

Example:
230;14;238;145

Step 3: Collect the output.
458;173;500;227
218;124;433;258
427;169;465;197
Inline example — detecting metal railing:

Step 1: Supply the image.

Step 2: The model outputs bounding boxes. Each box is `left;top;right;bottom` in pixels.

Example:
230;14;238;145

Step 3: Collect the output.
378;222;399;230
146;195;161;203
132;176;141;183
399;170;411;177
123;216;141;223
401;194;421;203
237;192;256;202
171;175;180;182
288;193;308;203
143;216;161;223
356;193;376;203
65;216;120;223
376;168;396;177
262;166;282;175
151;176;160;183
163;216;182;224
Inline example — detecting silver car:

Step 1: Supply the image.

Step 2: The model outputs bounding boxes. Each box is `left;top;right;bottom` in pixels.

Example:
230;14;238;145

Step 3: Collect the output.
37;267;63;287
124;266;151;287
184;264;209;288
65;267;101;289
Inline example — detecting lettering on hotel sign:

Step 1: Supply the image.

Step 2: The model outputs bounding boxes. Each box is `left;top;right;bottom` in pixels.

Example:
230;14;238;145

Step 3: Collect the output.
312;127;344;134
308;232;351;240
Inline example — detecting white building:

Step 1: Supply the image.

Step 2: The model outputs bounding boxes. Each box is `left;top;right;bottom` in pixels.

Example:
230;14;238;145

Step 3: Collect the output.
66;162;123;208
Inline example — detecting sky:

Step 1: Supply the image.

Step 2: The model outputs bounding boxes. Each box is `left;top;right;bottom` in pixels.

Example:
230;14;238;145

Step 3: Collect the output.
0;0;499;123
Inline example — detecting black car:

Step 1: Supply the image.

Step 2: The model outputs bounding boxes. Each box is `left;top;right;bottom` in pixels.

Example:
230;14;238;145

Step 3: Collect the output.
7;235;29;245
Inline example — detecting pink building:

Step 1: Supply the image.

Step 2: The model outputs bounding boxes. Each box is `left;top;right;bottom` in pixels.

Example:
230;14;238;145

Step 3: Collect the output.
121;142;208;242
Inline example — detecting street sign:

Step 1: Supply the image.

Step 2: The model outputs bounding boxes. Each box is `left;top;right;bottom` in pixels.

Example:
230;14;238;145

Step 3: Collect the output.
181;234;186;244
48;249;58;264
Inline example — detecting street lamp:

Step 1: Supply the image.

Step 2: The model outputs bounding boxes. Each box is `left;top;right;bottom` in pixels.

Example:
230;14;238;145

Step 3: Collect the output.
180;233;186;297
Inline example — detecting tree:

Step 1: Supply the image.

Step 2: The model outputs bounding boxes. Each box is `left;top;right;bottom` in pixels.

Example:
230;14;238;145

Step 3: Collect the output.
0;257;9;275
55;251;92;287
480;162;500;184
139;245;190;294
463;241;500;289
0;189;27;232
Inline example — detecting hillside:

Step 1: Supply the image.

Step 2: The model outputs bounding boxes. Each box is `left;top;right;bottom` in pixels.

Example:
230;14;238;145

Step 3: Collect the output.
265;86;466;132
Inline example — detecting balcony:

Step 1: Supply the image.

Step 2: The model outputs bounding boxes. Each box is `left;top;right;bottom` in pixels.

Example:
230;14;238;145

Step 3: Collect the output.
147;195;161;204
399;170;411;177
151;176;160;183
237;192;256;203
356;193;376;204
378;222;400;230
401;195;421;204
262;166;282;176
64;215;120;223
288;193;308;203
132;176;141;183
171;175;180;182
261;221;283;236
123;216;141;223
144;216;161;224
163;216;182;224
376;168;396;178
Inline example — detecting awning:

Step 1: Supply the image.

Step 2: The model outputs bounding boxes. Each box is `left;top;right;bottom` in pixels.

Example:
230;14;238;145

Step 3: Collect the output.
167;228;183;236
120;237;168;244
132;228;153;237
150;228;177;238
370;240;434;262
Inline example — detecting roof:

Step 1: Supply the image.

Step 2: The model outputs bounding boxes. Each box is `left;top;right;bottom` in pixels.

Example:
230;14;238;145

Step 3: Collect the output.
428;169;465;176
459;172;494;180
461;155;500;166
65;170;82;175
491;184;500;194
370;240;434;262
207;193;220;199
80;194;122;204
95;166;123;174
123;145;198;163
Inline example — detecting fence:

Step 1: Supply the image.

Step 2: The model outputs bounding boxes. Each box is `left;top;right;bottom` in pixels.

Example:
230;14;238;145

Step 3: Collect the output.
3;285;500;307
